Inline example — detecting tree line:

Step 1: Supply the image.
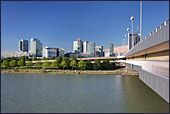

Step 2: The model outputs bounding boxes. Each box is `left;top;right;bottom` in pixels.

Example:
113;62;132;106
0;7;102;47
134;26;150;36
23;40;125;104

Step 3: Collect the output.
1;56;116;70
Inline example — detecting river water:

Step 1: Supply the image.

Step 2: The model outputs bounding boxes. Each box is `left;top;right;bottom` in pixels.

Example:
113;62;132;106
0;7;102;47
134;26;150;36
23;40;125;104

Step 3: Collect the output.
1;73;169;113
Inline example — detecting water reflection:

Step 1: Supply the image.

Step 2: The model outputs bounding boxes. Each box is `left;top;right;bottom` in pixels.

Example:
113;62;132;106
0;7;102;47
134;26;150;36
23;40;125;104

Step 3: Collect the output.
1;73;169;113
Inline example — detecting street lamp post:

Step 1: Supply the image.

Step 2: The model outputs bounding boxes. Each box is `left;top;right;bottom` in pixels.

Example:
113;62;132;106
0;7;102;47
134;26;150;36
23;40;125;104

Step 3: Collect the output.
127;28;130;50
124;34;127;45
130;16;134;48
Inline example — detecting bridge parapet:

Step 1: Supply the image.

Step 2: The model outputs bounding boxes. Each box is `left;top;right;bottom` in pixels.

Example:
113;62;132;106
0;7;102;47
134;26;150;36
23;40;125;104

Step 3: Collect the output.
124;18;169;57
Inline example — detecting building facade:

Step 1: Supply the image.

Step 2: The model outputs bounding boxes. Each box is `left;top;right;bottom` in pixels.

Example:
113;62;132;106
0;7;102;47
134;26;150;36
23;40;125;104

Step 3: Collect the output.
1;51;28;58
128;33;141;50
95;46;104;57
87;42;95;57
73;41;78;53
18;39;28;52
103;49;110;57
73;38;83;53
110;42;114;57
43;46;58;58
58;48;65;57
30;38;42;57
83;41;88;53
77;39;83;53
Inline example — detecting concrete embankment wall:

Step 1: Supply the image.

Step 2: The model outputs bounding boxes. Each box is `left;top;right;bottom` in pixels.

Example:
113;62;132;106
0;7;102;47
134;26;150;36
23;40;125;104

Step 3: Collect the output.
126;63;169;103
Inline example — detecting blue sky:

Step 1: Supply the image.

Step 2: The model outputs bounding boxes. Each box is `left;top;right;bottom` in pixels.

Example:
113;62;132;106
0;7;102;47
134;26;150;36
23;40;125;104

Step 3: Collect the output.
1;1;169;52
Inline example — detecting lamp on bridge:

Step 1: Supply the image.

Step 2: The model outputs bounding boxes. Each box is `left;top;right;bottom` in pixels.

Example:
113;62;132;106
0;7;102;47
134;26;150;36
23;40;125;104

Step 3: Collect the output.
127;28;130;50
130;16;134;48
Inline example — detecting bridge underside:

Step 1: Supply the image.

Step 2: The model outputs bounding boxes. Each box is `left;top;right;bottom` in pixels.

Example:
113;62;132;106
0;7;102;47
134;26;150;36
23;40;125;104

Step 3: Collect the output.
126;41;169;61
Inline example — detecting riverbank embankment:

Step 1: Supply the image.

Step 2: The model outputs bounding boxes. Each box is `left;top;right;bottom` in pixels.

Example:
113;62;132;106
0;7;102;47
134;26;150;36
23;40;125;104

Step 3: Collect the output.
1;67;139;75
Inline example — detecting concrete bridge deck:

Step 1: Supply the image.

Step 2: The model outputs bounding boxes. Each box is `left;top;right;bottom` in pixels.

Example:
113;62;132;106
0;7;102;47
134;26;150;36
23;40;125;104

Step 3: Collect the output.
122;18;169;103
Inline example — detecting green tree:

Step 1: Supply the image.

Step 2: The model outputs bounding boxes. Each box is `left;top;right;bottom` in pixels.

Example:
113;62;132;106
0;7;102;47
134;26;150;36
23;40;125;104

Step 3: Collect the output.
56;57;62;63
6;57;11;62
26;58;30;61
35;61;42;67
26;61;33;67
70;60;77;70
78;60;87;70
42;57;47;60
1;58;4;63
17;60;25;66
42;61;51;68
93;60;101;70
32;57;37;61
86;60;93;70
3;60;9;67
1;62;4;67
51;61;60;69
11;57;17;60
60;60;68;70
50;57;55;60
108;62;116;70
9;60;17;67
62;57;68;61
102;60;110;70
20;56;28;62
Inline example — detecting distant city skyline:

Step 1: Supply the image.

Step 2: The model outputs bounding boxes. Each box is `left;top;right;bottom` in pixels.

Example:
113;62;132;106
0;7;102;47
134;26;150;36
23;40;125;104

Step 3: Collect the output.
2;1;169;52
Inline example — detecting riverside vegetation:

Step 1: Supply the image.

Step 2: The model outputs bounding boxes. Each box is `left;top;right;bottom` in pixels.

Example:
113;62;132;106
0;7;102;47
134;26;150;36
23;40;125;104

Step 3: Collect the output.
1;56;139;75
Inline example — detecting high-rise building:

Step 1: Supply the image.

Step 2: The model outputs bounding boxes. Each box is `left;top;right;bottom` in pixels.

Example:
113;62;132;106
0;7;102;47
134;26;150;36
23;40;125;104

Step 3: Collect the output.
87;42;95;57
103;49;110;57
83;41;88;53
73;38;83;53
58;48;65;57
77;38;83;53
43;46;58;58
128;33;141;50
30;38;42;57
95;46;104;57
73;41;78;53
110;42;114;57
18;39;28;52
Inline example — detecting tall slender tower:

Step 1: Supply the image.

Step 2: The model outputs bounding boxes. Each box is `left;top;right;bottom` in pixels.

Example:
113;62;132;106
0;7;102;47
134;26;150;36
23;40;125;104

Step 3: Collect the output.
110;42;114;57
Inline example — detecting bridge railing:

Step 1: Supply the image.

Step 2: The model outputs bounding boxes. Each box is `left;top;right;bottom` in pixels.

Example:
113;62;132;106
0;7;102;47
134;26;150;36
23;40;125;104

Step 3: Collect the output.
143;18;169;40
123;18;169;56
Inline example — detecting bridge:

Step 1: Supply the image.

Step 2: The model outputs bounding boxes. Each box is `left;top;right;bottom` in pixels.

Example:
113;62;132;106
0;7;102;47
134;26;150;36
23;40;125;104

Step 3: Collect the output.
77;57;117;60
119;18;169;103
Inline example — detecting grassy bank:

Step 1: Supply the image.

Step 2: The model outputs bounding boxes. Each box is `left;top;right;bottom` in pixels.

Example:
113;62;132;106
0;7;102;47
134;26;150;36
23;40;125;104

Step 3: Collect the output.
1;67;139;76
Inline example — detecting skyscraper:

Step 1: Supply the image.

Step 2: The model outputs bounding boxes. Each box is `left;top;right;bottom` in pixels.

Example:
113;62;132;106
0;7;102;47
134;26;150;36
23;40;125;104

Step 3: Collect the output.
77;38;83;53
110;42;114;57
128;33;141;50
95;46;104;57
73;41;78;53
73;38;83;53
30;38;42;57
87;42;95;57
83;41;88;53
18;39;28;52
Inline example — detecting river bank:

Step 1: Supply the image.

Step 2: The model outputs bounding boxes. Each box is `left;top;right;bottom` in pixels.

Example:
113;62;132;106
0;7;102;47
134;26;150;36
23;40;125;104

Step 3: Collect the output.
1;67;139;75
